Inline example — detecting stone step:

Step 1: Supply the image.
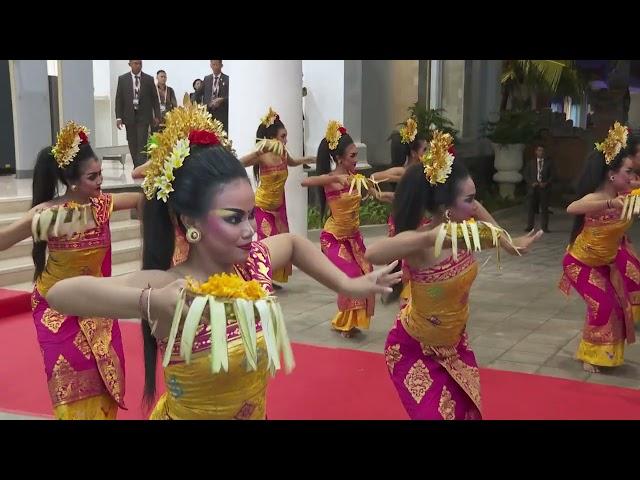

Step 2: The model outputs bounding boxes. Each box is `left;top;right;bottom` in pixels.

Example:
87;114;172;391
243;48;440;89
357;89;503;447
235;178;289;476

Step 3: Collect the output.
0;196;31;214
0;218;140;261
6;259;143;293
0;238;141;288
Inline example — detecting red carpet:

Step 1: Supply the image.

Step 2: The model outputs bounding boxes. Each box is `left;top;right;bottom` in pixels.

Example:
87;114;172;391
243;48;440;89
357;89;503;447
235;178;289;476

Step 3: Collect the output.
1;311;640;420
0;288;31;318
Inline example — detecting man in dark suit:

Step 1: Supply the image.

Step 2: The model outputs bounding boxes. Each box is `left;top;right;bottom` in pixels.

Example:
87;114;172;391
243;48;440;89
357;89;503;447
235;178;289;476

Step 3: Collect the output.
524;144;554;233
115;60;161;167
203;60;229;130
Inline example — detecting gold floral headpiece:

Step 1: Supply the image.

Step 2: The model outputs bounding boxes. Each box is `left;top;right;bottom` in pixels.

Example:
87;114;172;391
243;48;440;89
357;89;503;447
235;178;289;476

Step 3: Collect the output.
260;107;280;128
325;120;347;150
421;130;455;185
399;116;418;144
595;121;630;165
142;103;234;202
51;122;90;169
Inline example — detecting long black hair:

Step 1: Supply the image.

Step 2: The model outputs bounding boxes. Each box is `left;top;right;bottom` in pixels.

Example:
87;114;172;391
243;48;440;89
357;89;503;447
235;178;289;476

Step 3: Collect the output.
253;117;286;183
389;130;428;168
382;160;470;303
31;143;98;281
627;134;640;160
316;132;355;218
393;160;471;235
140;145;249;406
569;149;629;244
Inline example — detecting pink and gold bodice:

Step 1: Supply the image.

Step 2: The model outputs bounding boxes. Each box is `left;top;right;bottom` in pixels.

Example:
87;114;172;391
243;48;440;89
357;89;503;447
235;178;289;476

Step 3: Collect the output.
323;185;361;239
255;159;288;211
401;250;478;347
36;193;113;296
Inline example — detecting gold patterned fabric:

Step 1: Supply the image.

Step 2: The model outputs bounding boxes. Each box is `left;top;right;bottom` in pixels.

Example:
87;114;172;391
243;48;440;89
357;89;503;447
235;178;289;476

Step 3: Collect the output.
32;193;126;416
568;210;631;267
321;186;374;332
255;161;288;211
323;187;361;239
53;393;118;420
561;207;636;367
384;250;482;420
401;251;478;347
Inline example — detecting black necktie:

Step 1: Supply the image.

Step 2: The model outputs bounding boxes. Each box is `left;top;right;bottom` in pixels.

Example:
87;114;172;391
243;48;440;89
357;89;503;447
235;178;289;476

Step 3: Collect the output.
213;76;219;97
134;75;140;101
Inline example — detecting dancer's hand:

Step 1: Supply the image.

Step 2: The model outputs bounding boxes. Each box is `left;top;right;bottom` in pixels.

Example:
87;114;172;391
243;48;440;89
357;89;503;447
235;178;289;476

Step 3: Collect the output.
150;279;188;330
511;229;544;254
341;261;402;298
611;195;626;210
335;174;351;187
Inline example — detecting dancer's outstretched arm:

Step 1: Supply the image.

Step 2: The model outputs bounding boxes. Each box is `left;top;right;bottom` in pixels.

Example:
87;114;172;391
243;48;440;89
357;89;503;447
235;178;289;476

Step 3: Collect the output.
262;233;401;298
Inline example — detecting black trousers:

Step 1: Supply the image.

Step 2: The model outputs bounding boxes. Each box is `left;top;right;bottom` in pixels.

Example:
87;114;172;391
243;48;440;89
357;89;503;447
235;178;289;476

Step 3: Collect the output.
125;111;150;168
527;186;550;230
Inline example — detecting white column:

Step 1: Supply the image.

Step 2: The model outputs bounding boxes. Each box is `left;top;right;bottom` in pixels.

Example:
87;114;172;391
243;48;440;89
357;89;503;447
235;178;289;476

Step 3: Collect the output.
301;60;344;156
227;60;307;238
57;60;95;135
302;60;368;164
429;60;443;109
9;60;52;178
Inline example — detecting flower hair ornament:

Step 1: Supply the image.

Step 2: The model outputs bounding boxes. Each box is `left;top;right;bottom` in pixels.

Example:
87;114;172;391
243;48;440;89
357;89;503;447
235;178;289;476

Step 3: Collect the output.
325;120;347;151
51;121;90;169
595;121;630;165
399;116;418;144
421;129;455;185
142;103;234;202
255;107;288;157
260;106;279;128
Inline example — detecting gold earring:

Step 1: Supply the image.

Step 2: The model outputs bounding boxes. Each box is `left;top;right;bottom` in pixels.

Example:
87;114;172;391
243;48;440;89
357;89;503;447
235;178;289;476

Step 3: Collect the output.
71;185;78;191
186;227;201;244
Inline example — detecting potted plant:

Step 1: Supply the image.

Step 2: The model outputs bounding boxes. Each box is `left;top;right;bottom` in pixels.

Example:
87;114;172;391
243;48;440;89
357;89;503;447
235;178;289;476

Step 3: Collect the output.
408;103;458;141
484;109;540;198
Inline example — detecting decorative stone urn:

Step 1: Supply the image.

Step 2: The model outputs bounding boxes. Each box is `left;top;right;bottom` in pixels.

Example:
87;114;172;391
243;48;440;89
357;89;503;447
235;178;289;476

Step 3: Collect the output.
492;143;525;199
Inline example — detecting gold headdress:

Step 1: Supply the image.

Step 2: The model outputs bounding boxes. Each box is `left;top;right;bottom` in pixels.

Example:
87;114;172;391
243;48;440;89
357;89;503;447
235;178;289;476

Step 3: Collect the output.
399;116;418;144
142;103;234;202
255;108;287;156
51;122;90;169
325;120;347;150
260;107;279;128
421;130;455;185
595;121;629;165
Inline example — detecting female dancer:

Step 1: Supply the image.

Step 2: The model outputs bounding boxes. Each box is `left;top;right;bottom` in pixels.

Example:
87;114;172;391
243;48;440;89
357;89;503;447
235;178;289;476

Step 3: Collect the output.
301;121;392;338
239;107;315;285
375;117;502;306
47;108;400;420
0;122;141;419
561;123;639;372
365;130;542;419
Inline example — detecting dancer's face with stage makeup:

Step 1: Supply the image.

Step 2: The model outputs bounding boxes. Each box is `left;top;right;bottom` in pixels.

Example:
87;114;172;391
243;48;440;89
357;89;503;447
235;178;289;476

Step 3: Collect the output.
275;127;287;145
447;176;478;222
72;157;103;199
190;178;257;265
610;156;634;192
336;142;358;173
